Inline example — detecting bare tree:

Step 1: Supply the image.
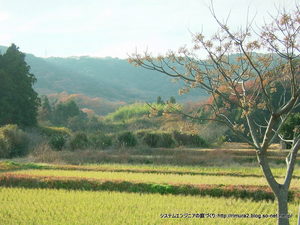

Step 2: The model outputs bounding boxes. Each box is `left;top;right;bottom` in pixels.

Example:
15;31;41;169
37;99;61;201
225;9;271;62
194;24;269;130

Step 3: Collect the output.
129;4;300;225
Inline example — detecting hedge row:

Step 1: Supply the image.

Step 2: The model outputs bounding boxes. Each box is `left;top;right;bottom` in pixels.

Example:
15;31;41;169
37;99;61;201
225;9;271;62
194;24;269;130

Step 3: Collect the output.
0;174;296;202
137;130;208;148
45;129;208;151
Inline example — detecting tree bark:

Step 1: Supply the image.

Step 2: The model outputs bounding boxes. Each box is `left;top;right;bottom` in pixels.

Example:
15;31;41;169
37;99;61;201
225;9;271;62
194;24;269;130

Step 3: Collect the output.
277;189;289;225
297;205;300;225
258;154;290;225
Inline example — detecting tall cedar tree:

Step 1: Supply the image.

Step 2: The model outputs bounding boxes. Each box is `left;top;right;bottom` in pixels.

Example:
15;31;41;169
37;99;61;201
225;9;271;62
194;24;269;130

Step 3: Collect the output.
0;44;39;126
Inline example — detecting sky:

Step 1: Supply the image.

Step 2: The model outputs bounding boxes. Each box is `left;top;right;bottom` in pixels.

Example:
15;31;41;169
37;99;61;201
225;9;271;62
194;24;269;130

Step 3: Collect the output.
0;0;296;58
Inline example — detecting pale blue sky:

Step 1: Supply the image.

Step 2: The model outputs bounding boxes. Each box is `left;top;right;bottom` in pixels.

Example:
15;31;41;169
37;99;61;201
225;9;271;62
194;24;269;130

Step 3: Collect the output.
0;0;294;58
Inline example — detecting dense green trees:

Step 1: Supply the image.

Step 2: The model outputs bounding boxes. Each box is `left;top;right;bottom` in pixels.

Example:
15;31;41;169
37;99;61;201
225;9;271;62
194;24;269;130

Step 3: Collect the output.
0;44;39;127
38;97;95;131
280;113;300;141
51;100;85;126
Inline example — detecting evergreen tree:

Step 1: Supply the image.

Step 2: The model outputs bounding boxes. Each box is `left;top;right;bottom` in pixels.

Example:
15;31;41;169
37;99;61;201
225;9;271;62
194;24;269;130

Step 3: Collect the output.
51;100;87;126
38;95;52;122
169;96;176;104
0;44;40;126
156;96;164;105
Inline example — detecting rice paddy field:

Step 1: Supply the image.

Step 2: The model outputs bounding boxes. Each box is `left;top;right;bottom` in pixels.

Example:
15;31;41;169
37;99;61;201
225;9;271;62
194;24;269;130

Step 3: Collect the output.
0;161;299;224
0;187;298;225
6;169;300;187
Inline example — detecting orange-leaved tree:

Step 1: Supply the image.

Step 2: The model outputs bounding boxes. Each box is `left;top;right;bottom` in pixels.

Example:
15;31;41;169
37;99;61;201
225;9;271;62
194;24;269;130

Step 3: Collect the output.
129;4;300;225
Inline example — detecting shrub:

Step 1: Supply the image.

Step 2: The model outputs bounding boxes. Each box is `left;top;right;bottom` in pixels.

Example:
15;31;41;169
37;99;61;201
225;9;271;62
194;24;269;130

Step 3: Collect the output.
24;128;47;152
140;131;175;148
173;131;208;147
69;133;89;150
142;133;160;147
198;123;228;143
136;130;149;138
157;133;175;148
0;124;29;158
117;131;137;147
89;133;112;149
38;126;71;151
38;126;72;137
49;135;66;151
0;138;8;158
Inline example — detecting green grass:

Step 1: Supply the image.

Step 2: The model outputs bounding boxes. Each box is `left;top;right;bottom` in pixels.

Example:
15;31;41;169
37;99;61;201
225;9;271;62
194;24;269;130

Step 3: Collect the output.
105;103;181;122
7;169;300;187
0;187;297;225
105;103;162;122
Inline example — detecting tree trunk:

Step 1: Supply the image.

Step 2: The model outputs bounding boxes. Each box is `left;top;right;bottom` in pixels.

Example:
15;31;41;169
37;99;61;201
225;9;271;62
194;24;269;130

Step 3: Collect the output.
277;190;289;225
297;205;300;225
257;154;291;225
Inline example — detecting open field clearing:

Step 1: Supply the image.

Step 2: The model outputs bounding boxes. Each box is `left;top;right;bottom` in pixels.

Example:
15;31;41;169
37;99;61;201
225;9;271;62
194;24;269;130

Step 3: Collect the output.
7;169;300;188
0;187;298;225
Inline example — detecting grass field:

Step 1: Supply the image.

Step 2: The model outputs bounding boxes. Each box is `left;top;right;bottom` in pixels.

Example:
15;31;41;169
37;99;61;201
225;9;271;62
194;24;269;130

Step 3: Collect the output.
0;187;298;225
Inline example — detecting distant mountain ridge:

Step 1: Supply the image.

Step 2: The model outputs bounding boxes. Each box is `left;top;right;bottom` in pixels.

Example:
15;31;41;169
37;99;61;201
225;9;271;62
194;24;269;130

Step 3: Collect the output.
0;46;206;103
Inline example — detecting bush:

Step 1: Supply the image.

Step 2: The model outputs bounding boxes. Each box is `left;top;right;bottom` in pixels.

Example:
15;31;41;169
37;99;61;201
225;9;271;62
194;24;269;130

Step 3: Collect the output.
69;133;89;150
117;131;137;147
142;133;160;147
38;126;71;151
140;131;175;148
49;135;66;150
89;132;112;149
173;131;208;147
0;124;29;158
157;133;175;148
38;126;72;137
0;138;8;158
198;123;228;143
136;130;149;138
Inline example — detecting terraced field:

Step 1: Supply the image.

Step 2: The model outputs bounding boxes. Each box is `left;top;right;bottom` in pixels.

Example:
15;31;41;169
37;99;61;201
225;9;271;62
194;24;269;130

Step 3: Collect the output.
6;169;299;187
0;161;299;224
0;187;298;225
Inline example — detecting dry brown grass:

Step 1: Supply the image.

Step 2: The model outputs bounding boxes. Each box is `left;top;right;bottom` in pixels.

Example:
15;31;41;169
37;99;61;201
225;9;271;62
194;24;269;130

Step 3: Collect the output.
26;142;291;166
29;143;63;163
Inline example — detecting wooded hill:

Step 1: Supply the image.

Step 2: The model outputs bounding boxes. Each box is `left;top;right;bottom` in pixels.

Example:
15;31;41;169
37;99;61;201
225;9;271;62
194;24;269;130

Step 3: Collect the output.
0;46;206;104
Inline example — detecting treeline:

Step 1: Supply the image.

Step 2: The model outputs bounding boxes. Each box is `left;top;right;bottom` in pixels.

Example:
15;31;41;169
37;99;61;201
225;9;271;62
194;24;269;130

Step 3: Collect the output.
2;44;300;160
38;96;102;131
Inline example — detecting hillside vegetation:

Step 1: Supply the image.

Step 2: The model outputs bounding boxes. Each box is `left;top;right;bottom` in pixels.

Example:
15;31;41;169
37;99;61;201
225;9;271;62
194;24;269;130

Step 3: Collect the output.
0;46;206;103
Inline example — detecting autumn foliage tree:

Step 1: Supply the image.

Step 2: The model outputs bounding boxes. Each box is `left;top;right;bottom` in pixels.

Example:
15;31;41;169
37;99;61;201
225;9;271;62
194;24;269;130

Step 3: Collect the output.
129;4;300;225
